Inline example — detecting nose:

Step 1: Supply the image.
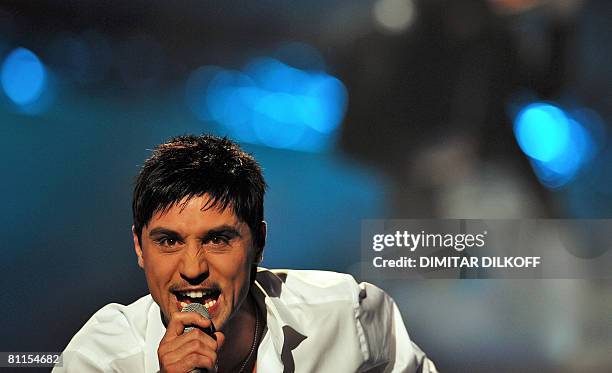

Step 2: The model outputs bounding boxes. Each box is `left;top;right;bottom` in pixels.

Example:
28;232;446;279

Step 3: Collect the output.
179;245;209;285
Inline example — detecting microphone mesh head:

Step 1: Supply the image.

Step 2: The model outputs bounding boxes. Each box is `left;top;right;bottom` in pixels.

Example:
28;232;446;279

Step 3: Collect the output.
181;303;212;334
182;302;211;319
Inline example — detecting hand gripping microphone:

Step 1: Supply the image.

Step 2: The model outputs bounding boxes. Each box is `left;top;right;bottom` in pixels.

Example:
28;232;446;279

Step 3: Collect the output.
181;303;216;373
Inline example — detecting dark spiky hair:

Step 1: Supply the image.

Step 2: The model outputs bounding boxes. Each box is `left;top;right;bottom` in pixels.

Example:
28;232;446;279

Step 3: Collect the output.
132;134;266;248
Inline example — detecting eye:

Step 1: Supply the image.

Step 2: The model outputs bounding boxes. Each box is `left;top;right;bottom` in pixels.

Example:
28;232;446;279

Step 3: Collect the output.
156;237;180;248
161;238;176;246
208;235;230;246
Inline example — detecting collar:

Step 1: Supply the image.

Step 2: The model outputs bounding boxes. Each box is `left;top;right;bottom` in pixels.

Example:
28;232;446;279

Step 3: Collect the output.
143;268;304;373
252;268;310;372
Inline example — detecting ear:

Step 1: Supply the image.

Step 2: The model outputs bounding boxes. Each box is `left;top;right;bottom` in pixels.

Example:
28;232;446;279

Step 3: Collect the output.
132;225;144;269
255;221;267;263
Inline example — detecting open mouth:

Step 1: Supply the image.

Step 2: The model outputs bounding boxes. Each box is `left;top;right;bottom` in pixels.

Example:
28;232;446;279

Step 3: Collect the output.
173;289;221;314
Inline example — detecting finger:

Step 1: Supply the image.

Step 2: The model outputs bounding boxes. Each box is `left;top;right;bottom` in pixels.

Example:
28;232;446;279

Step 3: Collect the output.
162;312;213;340
179;329;219;351
214;332;225;351
182;353;216;371
160;337;218;370
163;354;216;372
159;328;218;357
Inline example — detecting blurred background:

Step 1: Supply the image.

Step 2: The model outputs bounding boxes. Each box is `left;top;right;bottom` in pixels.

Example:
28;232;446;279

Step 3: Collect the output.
0;0;611;371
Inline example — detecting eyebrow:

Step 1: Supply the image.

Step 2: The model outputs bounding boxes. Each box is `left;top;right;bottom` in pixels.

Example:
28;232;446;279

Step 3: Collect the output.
147;225;242;240
202;225;242;240
148;227;182;238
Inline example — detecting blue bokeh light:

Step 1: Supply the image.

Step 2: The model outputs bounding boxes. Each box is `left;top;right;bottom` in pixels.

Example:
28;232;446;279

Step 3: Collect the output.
302;74;347;134
513;102;597;189
514;103;571;162
1;47;46;105
185;45;347;152
253;92;307;148
245;57;306;93
207;70;256;127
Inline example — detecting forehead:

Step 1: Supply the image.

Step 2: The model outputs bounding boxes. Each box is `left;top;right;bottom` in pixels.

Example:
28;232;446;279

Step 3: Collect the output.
146;195;243;231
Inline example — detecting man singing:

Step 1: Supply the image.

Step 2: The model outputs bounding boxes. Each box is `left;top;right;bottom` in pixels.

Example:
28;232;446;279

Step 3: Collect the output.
55;134;437;372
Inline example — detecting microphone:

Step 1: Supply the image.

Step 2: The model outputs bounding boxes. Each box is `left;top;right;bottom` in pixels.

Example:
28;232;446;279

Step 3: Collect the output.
181;303;216;373
182;302;215;333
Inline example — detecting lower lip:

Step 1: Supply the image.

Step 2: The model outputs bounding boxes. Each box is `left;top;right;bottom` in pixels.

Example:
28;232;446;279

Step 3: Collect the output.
206;299;220;315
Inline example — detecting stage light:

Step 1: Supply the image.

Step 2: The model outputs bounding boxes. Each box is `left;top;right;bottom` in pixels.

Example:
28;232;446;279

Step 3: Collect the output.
206;70;254;124
541;117;596;189
1;47;46;106
253;92;307;149
302;73;347;134
514;102;596;189
244;57;308;93
243;57;347;143
373;0;416;34
514;103;571;162
185;48;347;152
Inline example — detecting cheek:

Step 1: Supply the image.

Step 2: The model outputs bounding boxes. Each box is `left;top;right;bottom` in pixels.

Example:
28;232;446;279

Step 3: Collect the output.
212;252;252;285
143;255;176;290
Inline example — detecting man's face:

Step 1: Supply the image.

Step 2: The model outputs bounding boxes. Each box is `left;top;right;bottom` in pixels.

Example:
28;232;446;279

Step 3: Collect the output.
133;195;262;330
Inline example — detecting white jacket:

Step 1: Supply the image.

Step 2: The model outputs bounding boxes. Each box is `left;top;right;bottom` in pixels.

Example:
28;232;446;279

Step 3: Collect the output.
54;269;437;372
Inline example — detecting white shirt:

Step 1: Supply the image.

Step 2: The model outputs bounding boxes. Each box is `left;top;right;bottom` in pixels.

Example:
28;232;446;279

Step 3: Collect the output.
54;269;437;372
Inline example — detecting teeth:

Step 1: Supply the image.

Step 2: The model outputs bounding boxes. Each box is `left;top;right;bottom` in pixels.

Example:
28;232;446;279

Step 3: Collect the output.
204;299;217;310
179;290;217;299
180;290;205;298
177;293;218;310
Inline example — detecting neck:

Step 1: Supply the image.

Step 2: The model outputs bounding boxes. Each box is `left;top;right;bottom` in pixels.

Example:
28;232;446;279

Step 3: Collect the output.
218;292;259;372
